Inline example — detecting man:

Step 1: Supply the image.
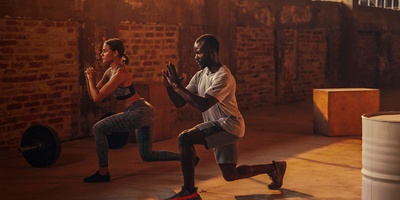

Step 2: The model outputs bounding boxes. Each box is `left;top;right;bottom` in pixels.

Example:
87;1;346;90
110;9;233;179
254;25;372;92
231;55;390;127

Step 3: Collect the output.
163;34;286;200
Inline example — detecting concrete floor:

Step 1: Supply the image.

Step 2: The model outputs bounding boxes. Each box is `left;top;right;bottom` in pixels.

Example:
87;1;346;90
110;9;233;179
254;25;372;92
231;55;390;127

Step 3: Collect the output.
1;88;399;200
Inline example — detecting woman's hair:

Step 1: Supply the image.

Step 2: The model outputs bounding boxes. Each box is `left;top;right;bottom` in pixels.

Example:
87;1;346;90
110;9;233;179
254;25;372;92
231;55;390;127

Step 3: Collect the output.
105;38;130;65
195;34;220;53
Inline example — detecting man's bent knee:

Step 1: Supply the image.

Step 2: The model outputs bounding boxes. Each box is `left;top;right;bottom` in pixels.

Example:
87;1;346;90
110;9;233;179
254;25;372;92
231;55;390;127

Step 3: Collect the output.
219;163;238;181
222;174;237;182
178;130;191;147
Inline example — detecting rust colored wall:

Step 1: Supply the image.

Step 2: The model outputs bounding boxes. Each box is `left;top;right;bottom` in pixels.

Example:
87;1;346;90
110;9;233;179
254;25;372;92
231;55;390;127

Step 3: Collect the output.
0;0;399;150
0;19;80;149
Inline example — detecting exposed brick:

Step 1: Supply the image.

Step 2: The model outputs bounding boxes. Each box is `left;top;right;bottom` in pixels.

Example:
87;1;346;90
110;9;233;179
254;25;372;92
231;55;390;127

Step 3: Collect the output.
34;55;49;61
21;75;37;82
142;61;153;66
38;74;51;80
12;95;29;102
29;62;43;68
24;21;39;26
145;33;154;37
0;26;19;32
67;27;75;33
47;79;64;86
37;28;49;34
118;25;130;30
0;47;13;54
30;94;47;100
131;25;143;30
16;55;33;61
1;76;19;82
7;103;22;110
166;32;175;37
0;40;17;46
21;114;39;121
48;105;62;111
24;101;41;107
5;20;21;26
65;53;73;59
56;22;66;27
67;40;77;46
165;26;177;31
0;97;11;104
155;26;164;31
4;69;17;75
47;92;62;99
55;85;69;90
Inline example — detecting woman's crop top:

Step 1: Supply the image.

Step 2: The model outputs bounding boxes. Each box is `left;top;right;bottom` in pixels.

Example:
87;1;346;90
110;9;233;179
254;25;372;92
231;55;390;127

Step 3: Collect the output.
108;67;136;100
113;84;136;100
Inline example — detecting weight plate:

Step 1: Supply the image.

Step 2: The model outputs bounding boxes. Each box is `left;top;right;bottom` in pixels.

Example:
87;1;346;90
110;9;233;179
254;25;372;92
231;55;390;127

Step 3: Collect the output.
100;113;130;149
20;125;61;168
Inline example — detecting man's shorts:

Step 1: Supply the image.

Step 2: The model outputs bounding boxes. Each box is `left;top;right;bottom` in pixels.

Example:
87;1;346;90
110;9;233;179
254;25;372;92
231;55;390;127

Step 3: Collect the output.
195;121;242;164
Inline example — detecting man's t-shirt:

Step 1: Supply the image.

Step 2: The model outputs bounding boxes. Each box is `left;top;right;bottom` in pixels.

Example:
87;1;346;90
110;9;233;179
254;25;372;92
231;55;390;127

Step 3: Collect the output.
186;65;245;137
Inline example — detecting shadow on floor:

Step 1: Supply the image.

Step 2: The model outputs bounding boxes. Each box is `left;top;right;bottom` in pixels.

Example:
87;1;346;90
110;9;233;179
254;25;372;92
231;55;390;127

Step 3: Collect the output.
235;188;313;199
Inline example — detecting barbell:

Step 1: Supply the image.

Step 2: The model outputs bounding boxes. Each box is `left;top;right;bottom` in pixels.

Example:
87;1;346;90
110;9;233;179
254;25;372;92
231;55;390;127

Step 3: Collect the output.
18;125;61;168
18;113;130;167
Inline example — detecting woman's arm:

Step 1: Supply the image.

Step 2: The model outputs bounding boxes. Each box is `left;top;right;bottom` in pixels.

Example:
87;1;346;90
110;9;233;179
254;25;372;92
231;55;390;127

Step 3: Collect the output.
85;67;124;103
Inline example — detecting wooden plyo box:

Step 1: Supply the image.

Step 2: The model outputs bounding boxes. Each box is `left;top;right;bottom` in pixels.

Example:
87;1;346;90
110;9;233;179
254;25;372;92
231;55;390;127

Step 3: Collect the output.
313;88;380;136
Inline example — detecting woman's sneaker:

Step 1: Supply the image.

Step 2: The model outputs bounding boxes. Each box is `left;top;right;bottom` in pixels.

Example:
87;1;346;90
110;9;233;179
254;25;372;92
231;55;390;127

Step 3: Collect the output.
268;160;286;190
83;171;110;183
165;186;202;200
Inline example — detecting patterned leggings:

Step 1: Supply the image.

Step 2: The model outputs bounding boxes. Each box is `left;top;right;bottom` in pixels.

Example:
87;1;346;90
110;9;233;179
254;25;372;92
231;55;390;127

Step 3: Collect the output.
92;99;180;167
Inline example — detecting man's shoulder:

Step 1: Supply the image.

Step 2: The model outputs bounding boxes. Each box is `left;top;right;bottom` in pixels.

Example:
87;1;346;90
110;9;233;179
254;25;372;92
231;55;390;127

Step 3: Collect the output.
217;65;231;74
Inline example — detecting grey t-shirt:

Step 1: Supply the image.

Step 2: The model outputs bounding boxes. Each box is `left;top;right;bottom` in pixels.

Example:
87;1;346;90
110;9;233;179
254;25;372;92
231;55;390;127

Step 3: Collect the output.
186;65;245;137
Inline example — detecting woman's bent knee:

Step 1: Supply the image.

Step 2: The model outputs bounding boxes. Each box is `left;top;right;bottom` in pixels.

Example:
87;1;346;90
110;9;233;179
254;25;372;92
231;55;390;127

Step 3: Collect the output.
140;153;153;162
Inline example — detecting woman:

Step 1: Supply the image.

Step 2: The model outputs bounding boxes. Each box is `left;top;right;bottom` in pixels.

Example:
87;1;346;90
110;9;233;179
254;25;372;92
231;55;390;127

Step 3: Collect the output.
83;38;181;183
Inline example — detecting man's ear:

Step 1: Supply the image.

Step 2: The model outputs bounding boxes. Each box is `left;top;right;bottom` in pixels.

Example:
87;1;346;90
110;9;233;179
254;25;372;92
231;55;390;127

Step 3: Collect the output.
209;49;216;57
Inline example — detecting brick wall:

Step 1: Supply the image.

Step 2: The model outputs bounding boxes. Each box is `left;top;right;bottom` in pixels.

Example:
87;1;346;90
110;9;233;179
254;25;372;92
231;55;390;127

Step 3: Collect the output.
356;32;378;88
116;23;180;83
236;27;276;109
0;19;80;150
295;30;326;100
236;27;327;106
278;29;327;103
118;23;180;118
390;34;400;87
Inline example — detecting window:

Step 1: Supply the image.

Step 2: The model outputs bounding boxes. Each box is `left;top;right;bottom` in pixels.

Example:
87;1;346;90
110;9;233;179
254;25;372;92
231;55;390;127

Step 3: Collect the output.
359;0;400;10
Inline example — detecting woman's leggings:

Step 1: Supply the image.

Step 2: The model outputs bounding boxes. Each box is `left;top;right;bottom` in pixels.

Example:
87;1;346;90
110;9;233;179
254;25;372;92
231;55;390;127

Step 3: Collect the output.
92;99;180;167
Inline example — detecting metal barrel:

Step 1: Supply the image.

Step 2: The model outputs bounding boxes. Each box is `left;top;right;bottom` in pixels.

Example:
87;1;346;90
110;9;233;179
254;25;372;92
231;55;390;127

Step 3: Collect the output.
361;112;400;200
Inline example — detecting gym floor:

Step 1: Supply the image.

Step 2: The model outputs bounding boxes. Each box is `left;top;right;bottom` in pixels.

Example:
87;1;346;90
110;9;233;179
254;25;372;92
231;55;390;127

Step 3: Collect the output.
1;88;399;200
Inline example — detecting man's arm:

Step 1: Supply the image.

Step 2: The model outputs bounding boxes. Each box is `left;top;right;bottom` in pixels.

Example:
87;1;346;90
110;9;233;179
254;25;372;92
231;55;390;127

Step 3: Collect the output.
164;63;218;112
165;85;187;108
170;84;218;112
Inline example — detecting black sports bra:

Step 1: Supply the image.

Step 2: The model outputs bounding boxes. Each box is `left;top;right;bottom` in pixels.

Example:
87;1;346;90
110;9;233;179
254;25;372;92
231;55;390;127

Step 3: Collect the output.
113;84;136;100
108;67;136;100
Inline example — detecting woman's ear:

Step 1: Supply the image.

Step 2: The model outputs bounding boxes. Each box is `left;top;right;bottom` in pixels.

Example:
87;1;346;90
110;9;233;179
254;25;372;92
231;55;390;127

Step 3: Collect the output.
113;50;119;57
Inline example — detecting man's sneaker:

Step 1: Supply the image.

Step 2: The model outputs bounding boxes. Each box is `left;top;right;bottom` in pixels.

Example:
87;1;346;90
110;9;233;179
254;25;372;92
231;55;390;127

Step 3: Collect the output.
165;186;202;200
83;171;110;183
268;160;286;190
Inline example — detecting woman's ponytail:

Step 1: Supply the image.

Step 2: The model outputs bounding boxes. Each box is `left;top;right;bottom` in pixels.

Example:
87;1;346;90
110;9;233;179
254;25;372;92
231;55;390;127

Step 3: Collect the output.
121;53;129;65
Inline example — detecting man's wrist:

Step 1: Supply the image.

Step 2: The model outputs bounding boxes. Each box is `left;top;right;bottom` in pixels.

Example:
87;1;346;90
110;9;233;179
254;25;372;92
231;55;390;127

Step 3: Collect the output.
171;82;180;88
